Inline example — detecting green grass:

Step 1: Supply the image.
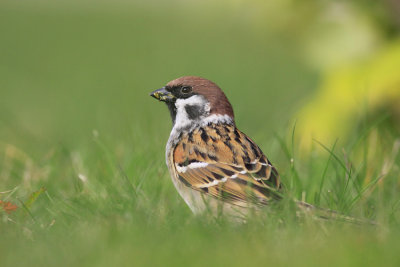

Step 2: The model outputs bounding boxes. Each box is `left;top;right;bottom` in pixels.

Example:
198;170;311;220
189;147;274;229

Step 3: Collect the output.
1;1;400;266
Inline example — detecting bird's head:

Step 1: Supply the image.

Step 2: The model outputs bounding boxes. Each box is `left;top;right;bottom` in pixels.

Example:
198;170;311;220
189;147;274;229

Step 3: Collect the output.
151;76;235;130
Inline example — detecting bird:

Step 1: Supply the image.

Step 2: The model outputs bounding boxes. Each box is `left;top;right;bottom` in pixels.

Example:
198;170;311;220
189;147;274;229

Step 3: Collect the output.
150;76;374;223
150;76;283;219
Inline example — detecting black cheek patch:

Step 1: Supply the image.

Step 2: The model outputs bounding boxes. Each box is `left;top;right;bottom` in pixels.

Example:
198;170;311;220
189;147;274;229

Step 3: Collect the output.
185;105;203;120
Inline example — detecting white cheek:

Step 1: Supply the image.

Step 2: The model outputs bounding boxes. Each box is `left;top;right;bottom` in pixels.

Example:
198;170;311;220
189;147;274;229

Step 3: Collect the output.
174;109;189;130
175;95;207;109
201;114;233;125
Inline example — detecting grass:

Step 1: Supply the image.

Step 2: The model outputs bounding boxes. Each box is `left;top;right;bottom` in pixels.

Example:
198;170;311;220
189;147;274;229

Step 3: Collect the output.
1;1;400;266
1;117;399;267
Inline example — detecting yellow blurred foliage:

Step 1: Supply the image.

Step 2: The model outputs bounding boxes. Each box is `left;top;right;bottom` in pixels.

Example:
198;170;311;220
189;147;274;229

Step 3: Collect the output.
295;40;400;150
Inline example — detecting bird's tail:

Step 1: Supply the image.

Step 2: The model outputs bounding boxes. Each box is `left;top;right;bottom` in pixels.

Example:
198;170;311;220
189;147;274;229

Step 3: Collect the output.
295;201;377;225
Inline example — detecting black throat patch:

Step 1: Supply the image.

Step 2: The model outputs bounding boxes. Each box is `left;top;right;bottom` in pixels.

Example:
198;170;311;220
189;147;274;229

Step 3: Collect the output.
167;102;177;124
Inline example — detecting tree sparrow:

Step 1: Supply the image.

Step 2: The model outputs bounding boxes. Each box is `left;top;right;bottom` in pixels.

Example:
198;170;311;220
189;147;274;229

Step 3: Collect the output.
151;76;283;218
150;76;376;225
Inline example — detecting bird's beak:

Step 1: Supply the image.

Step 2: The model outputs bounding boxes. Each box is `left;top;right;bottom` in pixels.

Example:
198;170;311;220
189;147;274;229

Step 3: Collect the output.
150;87;175;102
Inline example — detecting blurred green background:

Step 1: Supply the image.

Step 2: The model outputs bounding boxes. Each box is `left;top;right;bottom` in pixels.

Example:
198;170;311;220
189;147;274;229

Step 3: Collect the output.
1;0;399;266
0;0;317;150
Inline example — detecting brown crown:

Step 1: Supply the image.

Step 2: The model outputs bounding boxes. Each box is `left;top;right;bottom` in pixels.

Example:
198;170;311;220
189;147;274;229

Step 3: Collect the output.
166;76;234;119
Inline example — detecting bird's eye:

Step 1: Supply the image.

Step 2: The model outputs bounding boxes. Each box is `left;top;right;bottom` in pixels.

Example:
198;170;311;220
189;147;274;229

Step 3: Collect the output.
181;86;192;94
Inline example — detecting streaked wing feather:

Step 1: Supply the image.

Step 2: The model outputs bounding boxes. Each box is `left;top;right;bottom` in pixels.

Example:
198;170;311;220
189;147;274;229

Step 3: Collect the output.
173;124;282;207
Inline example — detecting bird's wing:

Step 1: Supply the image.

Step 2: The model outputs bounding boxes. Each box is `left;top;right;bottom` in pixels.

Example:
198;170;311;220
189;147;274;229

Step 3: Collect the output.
173;124;282;206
